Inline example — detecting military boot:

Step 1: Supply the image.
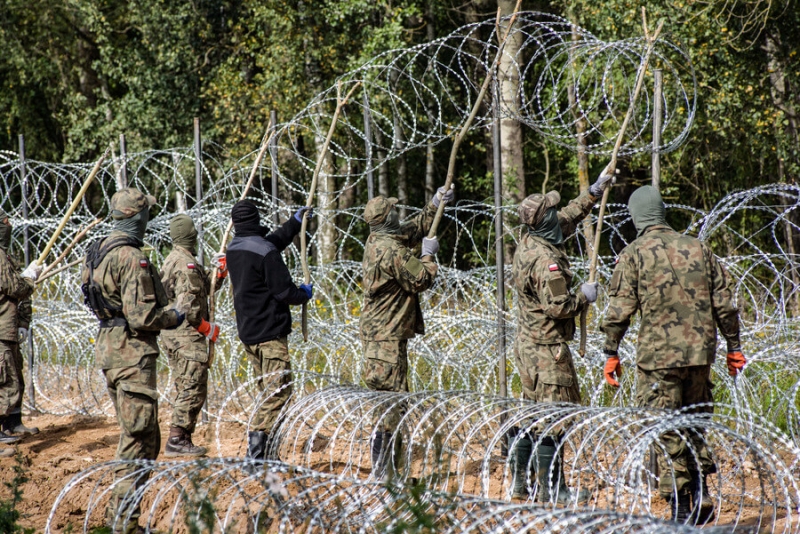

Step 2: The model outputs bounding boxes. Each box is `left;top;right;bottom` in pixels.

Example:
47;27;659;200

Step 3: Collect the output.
688;472;715;524
510;431;535;499
247;431;268;461
370;430;392;480
535;437;591;505
0;428;21;444
2;413;38;435
669;488;692;523
164;426;207;458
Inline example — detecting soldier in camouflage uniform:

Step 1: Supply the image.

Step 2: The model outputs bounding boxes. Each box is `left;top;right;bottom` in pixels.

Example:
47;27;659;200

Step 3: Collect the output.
601;185;743;524
160;214;227;457
81;189;185;534
359;186;452;477
0;211;42;451
509;168;612;504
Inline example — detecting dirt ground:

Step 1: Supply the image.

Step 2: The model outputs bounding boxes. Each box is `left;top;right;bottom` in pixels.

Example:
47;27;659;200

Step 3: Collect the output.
0;412;786;533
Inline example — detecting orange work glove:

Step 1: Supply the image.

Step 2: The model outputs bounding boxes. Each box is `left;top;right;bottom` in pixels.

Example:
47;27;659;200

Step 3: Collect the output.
197;318;220;342
726;351;746;376
604;356;622;388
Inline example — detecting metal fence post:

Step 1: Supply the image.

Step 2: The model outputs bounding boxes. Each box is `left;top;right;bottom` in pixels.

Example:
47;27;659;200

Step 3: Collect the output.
19;134;36;411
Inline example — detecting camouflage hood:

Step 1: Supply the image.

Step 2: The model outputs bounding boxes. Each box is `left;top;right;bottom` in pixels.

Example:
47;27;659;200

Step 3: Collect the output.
0;210;10;251
628;186;667;237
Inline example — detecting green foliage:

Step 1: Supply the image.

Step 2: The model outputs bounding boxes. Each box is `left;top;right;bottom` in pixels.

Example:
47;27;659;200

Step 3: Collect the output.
0;452;34;534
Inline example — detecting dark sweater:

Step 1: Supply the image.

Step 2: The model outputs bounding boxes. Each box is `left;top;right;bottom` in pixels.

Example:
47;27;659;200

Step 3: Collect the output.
227;217;309;345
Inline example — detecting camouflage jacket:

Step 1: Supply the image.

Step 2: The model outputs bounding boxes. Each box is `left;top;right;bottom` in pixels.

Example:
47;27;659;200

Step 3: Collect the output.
360;202;438;341
81;231;180;369
0;251;33;342
512;191;596;344
160;246;224;342
601;225;741;370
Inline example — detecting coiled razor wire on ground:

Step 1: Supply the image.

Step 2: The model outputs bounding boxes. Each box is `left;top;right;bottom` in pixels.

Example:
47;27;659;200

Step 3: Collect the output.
46;458;714;533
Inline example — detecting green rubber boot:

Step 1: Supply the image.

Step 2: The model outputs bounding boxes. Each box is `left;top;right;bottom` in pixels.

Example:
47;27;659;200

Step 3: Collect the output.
535;437;591;505
510;431;534;499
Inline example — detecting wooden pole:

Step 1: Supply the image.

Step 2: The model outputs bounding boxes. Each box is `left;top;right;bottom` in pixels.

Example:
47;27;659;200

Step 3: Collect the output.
578;11;664;357
118;134;128;189
300;80;362;341
270;110;279;226
493;77;507;400
426;0;522;240
36;145;111;267
37;218;102;283
207;121;275;365
652;69;663;189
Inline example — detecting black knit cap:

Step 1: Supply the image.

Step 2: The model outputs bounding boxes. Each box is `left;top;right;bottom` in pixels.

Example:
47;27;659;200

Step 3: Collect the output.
232;200;260;225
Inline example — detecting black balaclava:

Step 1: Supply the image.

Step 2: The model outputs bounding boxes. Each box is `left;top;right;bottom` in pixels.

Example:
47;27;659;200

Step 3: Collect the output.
0;212;11;251
170;214;198;254
232;200;269;237
529;207;564;246
113;206;149;243
369;206;401;235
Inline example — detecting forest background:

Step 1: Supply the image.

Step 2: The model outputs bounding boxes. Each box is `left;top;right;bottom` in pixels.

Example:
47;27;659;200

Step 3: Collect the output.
0;0;798;268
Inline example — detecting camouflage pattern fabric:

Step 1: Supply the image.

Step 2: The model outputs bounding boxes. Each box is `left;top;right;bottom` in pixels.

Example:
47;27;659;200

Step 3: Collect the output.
244;338;292;433
512;191;595;346
160;246;224;433
636;364;716;498
0;340;22;417
360;202;438;341
0;251;33;342
81;231;179;370
515;342;581;403
104;355;160;534
602;225;741;369
363;339;409;432
162;336;208;434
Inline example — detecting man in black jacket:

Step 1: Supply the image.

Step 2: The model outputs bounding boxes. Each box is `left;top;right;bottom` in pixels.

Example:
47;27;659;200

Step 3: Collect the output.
227;200;313;461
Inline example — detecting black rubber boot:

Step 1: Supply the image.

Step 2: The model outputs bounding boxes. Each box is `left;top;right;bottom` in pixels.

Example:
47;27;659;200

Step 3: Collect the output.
689;473;715;524
2;413;38;435
535;437;591;505
370;430;392;479
164;426;207;458
510;431;534;499
0;428;20;444
669;488;692;523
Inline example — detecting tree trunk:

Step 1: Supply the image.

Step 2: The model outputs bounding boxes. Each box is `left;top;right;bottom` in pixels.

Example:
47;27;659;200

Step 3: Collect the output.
498;0;525;262
314;132;338;264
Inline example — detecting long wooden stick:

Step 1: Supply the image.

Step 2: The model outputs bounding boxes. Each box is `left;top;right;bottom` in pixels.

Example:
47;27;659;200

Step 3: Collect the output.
36;145;111;266
207;120;275;365
578;11;664;357
37;218;102;283
300;80;362;341
426;0;522;240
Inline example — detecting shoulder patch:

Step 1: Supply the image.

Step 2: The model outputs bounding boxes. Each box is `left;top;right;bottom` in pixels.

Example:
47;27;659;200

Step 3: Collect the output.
187;262;195;269
547;275;568;297
548;263;559;271
139;259;149;268
404;256;424;278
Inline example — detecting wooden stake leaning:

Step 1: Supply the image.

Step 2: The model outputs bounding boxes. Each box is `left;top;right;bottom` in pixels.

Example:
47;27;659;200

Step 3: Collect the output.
300;80;362;342
578;11;665;358
37;218;102;283
36;145;111;267
207;120;275;365
426;0;522;240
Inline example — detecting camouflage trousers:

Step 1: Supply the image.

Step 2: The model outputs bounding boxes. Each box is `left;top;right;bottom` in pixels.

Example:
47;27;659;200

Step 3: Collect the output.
0;339;23;417
636;364;715;499
362;339;409;432
244;338;292;433
163;335;208;434
103;355;161;534
514;341;581;437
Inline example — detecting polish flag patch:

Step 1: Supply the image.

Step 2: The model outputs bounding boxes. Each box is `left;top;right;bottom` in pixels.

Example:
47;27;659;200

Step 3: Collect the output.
548;263;559;271
187;263;196;269
139;259;149;268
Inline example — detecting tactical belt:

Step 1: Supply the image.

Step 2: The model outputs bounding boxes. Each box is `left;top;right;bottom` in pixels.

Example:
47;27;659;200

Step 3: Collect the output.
99;317;128;329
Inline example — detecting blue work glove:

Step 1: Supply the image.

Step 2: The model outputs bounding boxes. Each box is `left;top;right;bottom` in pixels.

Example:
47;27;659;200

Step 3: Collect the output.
299;283;313;300
294;207;314;222
589;163;616;197
432;185;455;208
580;282;598;303
421;237;439;257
